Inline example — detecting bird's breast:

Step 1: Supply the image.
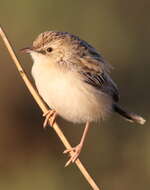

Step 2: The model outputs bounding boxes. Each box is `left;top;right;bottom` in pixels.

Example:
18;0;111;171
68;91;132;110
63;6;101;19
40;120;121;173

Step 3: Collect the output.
31;62;112;123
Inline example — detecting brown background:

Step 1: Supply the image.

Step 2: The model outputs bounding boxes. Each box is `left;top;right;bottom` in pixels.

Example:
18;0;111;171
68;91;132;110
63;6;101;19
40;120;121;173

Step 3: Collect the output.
0;0;150;190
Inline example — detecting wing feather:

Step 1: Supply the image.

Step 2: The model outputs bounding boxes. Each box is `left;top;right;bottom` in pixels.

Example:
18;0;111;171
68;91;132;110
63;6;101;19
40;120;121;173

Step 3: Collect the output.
76;45;119;102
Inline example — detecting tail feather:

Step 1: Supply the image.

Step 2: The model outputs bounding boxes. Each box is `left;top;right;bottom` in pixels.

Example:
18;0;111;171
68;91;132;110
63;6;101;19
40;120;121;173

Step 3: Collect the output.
113;104;146;125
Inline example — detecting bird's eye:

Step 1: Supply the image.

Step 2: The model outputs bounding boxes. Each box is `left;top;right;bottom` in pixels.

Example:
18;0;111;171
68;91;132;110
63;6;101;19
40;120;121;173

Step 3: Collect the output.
47;47;53;52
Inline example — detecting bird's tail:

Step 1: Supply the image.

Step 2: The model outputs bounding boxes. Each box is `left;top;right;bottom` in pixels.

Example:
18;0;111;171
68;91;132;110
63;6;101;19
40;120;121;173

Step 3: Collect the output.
113;104;146;125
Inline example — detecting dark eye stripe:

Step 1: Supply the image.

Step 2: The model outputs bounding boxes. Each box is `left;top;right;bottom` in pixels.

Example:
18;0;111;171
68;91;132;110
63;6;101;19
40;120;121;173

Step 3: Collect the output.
37;50;46;54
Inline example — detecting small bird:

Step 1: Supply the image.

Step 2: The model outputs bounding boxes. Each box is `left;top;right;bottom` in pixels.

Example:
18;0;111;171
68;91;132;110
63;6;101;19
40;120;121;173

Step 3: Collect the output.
22;31;146;166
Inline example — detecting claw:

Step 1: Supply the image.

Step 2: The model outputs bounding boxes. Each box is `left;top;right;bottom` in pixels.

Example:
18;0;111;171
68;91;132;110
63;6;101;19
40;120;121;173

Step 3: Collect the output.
63;122;90;167
43;109;57;128
64;144;83;167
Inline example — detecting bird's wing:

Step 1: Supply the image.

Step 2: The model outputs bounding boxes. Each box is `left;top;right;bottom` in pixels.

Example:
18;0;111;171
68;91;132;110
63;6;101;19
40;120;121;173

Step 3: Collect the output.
75;43;119;102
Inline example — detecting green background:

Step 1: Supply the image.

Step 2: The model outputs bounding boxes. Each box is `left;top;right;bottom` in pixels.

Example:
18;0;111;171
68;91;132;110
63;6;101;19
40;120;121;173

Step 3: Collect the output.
0;0;150;190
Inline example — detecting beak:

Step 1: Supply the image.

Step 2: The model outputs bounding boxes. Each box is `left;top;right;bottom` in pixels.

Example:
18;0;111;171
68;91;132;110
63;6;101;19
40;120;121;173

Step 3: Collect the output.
20;47;33;54
20;47;46;55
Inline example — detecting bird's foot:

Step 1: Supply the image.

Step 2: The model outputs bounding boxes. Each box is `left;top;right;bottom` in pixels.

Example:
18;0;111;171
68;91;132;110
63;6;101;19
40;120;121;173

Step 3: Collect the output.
43;109;57;128
63;143;83;167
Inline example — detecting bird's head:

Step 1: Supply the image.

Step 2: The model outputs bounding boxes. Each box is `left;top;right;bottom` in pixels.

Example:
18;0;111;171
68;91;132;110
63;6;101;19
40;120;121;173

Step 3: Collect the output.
21;31;84;65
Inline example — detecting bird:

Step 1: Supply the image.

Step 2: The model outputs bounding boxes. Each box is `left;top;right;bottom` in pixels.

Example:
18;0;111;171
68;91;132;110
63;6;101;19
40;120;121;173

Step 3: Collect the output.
21;31;146;166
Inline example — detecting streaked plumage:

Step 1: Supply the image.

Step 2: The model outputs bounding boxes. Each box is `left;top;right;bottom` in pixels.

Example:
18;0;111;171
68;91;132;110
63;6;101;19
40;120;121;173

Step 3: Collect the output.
31;31;119;123
23;31;145;166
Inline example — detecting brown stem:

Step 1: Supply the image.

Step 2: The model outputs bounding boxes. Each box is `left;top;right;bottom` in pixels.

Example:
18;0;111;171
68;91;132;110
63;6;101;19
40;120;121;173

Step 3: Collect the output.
0;26;100;190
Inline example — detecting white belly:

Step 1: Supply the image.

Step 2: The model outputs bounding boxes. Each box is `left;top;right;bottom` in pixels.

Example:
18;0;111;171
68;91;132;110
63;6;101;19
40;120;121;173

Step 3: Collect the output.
32;63;112;123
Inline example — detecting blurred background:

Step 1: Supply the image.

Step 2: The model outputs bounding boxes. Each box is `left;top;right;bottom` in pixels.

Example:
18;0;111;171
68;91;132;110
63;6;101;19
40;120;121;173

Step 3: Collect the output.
0;0;150;189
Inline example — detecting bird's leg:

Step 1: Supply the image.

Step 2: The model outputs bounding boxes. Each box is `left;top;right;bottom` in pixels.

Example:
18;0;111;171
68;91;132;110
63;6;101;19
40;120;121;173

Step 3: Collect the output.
63;121;90;167
43;109;57;128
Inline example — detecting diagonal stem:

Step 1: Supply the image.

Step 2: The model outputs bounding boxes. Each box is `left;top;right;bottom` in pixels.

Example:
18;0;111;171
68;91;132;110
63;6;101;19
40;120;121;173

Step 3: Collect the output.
0;26;100;190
